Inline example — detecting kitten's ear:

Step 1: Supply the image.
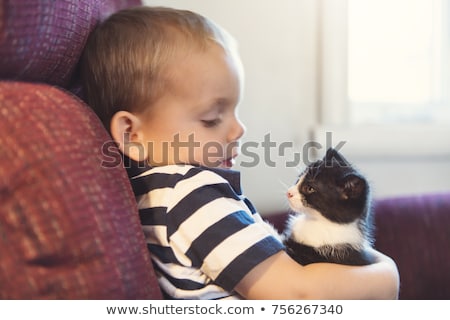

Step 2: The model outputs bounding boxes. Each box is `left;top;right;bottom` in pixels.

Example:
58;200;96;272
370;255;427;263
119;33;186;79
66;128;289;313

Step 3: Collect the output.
324;148;349;167
338;173;367;200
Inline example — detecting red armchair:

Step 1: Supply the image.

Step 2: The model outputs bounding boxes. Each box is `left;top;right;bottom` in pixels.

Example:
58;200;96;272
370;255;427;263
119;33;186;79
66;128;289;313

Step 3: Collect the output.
0;0;162;299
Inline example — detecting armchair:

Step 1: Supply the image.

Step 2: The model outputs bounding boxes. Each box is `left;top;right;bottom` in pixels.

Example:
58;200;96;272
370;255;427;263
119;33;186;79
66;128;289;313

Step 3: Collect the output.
0;0;162;299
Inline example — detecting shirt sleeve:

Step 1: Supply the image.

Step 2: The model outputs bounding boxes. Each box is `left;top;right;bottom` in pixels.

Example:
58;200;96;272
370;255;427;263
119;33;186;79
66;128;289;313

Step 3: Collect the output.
165;168;284;291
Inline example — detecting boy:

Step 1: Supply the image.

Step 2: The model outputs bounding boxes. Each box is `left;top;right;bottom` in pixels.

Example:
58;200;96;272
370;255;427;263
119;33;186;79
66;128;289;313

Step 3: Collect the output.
81;6;399;299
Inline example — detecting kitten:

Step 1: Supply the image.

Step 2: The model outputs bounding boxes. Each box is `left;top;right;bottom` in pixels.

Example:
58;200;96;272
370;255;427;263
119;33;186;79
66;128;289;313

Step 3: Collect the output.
282;148;375;266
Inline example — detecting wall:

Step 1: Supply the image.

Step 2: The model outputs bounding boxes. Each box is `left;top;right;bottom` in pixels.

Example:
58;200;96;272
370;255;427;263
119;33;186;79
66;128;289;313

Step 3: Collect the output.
143;0;450;215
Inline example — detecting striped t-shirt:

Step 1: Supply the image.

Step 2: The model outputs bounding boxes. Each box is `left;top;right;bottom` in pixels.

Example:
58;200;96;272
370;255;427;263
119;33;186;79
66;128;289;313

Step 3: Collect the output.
126;159;284;299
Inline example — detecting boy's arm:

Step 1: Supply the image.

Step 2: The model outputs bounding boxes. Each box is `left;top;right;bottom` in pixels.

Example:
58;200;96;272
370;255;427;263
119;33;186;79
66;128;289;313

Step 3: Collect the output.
235;248;399;300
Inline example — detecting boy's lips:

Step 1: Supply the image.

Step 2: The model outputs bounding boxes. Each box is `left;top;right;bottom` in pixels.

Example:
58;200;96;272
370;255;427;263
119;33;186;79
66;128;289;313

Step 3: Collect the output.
221;154;238;168
219;142;240;168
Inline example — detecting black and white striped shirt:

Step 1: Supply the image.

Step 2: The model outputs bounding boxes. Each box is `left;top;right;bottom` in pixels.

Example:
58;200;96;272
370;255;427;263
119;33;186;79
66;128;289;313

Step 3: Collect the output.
126;159;284;299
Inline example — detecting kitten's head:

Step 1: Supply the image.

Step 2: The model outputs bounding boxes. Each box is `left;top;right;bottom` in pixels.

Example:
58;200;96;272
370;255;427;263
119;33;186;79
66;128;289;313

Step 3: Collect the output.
287;148;370;224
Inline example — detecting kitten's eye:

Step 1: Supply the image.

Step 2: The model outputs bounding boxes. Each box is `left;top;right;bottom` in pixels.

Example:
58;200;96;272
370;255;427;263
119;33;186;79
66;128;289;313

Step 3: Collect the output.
201;118;222;128
302;184;316;195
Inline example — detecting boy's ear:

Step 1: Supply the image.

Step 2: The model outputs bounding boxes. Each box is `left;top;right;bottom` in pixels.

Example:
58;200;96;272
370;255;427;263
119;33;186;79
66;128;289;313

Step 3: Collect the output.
110;111;148;162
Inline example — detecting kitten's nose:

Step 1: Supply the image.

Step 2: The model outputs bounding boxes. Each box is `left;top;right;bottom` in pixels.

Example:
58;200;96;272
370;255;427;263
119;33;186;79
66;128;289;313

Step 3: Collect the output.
287;191;294;198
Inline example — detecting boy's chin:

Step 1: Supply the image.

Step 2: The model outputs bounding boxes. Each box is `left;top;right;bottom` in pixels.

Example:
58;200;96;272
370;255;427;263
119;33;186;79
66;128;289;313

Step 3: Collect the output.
177;157;236;169
196;157;236;169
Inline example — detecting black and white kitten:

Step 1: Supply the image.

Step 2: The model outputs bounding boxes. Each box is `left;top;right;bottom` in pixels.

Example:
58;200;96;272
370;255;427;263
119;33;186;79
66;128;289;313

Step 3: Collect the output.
282;148;375;266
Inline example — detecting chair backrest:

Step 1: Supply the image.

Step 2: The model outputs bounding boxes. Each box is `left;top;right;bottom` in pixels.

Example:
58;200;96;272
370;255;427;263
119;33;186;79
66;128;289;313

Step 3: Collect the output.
0;0;162;299
373;193;450;300
0;0;138;89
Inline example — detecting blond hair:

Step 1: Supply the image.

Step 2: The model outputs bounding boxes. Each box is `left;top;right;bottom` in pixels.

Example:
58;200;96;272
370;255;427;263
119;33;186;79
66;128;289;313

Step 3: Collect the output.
81;6;240;130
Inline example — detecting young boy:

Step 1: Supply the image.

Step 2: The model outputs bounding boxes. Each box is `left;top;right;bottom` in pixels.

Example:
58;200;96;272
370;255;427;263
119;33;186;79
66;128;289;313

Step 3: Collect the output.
81;6;399;299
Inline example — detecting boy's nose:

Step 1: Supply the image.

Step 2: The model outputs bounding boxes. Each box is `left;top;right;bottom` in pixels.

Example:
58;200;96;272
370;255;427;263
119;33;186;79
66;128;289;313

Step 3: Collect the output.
228;118;245;142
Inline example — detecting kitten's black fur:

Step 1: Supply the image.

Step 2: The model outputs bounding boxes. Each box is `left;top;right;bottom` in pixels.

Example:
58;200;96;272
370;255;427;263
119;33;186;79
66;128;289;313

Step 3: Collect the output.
283;148;375;266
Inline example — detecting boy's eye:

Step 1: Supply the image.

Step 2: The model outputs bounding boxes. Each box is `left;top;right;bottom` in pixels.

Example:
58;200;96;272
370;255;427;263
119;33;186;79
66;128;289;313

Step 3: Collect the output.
201;119;221;128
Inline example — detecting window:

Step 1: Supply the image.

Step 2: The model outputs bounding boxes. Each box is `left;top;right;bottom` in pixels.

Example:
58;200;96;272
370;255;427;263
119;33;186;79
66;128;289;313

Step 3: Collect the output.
348;0;450;125
316;0;450;158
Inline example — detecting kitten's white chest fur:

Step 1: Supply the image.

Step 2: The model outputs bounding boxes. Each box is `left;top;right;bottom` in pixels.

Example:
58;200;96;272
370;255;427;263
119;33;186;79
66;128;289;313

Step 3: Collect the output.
285;213;365;249
285;179;367;250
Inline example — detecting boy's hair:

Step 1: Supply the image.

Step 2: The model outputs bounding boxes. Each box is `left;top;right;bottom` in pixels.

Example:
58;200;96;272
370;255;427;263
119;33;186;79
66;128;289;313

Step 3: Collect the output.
81;6;239;131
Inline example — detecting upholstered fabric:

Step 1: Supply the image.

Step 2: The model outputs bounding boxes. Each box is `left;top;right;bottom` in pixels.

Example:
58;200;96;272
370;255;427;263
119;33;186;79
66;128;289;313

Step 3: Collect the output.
0;82;161;299
0;0;140;88
265;193;450;300
373;193;450;300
